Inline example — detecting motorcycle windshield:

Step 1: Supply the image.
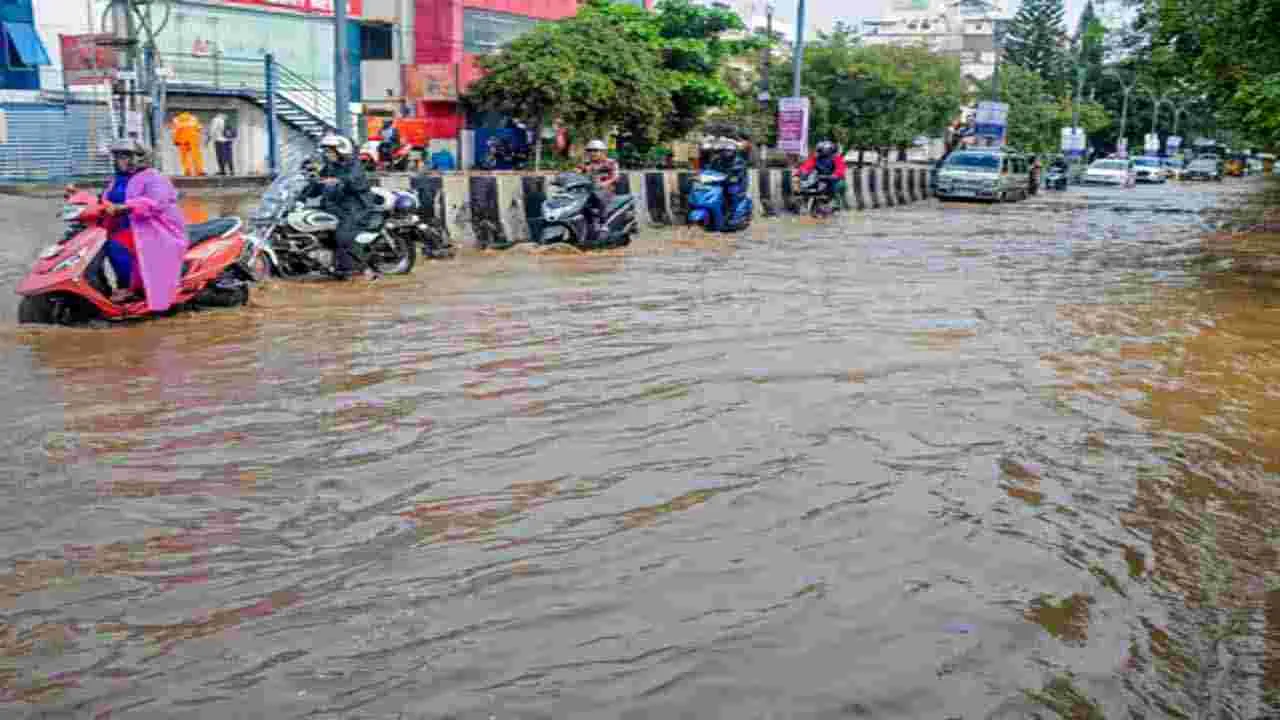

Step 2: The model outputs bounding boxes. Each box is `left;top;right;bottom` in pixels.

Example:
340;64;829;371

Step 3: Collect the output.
251;171;310;224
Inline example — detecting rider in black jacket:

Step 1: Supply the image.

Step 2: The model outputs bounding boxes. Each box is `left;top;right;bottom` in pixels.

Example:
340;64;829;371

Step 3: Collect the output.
306;135;374;280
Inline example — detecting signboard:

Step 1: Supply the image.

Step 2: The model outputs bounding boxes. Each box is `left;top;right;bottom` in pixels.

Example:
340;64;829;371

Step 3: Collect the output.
974;101;1009;143
219;0;364;16
1166;135;1182;153
59;34;119;86
1144;133;1160;154
403;64;459;101
1061;127;1086;158
778;96;810;155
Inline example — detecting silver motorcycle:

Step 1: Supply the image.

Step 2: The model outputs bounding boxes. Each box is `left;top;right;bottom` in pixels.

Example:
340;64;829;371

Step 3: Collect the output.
247;165;416;278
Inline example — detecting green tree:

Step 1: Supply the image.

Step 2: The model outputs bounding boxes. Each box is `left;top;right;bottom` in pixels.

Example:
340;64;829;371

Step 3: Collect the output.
1002;0;1069;91
778;31;965;162
463;0;748;164
463;11;672;163
980;63;1110;155
1072;1;1106;100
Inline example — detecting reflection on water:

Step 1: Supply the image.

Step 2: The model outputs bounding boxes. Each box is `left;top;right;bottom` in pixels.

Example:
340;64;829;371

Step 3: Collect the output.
2;181;1280;717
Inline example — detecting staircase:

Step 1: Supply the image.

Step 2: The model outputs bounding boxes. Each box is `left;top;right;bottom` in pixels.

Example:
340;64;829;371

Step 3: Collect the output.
161;53;338;143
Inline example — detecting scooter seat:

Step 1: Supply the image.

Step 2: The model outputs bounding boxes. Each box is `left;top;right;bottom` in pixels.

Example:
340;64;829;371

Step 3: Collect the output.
187;217;242;246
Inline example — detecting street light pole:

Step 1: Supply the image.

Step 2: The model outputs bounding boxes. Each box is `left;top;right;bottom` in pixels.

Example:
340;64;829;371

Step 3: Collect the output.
758;4;774;176
791;0;805;99
1106;69;1137;154
334;0;352;138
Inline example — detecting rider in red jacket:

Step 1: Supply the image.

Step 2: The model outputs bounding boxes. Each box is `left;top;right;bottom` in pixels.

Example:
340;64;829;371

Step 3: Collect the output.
796;141;848;210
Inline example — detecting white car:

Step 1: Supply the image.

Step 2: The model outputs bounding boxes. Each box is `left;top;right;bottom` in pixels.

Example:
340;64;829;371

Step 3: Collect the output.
1133;156;1168;183
1082;158;1136;187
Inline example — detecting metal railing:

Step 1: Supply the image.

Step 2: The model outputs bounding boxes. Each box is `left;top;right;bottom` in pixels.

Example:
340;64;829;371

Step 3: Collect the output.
159;52;337;132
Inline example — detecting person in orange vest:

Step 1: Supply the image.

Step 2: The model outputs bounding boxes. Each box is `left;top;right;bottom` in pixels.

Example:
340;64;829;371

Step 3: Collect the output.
170;111;205;177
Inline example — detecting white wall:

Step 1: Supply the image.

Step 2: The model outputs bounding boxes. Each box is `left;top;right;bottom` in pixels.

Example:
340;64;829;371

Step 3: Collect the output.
155;94;309;176
34;0;97;92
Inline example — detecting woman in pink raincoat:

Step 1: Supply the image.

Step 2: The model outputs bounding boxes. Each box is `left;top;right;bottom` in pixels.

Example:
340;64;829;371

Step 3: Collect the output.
71;139;189;311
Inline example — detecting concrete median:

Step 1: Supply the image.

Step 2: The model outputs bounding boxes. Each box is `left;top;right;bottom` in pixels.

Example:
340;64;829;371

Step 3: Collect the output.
379;163;931;248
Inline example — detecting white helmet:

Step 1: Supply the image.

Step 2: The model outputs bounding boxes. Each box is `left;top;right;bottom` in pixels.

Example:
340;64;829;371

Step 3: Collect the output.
585;139;607;152
320;135;354;158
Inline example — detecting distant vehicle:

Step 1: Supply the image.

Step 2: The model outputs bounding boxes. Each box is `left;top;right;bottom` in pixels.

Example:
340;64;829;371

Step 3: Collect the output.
1082;158;1136;186
934;148;1032;202
1162;158;1185;180
1184;158;1223;181
1133;156;1168;183
1247;157;1264;175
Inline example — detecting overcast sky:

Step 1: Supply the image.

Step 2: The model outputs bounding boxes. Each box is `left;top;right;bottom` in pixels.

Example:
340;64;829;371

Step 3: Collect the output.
769;0;1094;33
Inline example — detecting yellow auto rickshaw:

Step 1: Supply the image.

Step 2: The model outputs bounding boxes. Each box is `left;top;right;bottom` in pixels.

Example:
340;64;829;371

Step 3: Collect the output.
1225;153;1248;177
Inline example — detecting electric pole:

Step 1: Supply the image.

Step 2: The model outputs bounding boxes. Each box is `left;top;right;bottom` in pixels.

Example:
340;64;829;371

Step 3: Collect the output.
335;0;352;138
758;4;774;176
790;0;805;99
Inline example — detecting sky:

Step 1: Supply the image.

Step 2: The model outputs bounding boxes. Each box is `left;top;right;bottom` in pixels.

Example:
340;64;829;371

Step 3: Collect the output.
769;0;1094;34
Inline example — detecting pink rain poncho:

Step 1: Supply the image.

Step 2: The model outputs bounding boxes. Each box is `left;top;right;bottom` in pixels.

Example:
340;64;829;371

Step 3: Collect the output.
118;168;188;312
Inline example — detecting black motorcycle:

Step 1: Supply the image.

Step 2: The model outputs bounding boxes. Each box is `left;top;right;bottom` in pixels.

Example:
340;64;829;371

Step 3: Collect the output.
1045;166;1069;191
538;172;637;249
792;173;838;217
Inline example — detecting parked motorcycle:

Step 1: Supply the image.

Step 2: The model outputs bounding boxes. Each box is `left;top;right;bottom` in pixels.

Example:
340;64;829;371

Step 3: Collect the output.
793;173;838;217
247;168;416;278
480;137;529;171
687;170;753;231
538;172;637;249
1045;166;1069;191
374;186;455;260
17;191;258;325
359;140;416;173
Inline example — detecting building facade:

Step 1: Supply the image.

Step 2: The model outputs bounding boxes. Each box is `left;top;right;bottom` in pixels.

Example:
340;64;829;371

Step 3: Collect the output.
411;0;656;139
861;0;1010;83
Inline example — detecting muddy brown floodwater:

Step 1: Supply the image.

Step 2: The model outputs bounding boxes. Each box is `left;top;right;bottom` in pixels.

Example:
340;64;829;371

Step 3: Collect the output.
0;179;1278;718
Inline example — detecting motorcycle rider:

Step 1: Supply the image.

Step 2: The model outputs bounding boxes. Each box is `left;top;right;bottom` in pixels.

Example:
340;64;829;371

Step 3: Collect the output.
378;119;400;166
305;135;376;281
68;139;188;309
576;139;619;241
706;138;749;221
796;141;849;211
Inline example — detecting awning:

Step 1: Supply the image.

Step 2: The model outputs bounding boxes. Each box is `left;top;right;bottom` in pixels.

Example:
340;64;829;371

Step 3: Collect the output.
3;22;51;66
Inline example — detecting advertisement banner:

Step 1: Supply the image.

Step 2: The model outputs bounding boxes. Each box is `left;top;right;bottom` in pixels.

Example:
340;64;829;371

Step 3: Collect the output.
60;34;119;86
974;101;1009;143
403;64;458;101
1144;133;1160;154
778;97;810;155
1061;127;1086;158
218;0;364;16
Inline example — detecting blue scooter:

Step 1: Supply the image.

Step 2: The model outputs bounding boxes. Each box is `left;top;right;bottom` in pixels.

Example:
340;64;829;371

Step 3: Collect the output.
687;170;753;231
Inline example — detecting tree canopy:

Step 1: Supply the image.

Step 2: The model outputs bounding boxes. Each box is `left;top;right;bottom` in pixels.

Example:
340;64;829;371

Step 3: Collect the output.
463;0;747;149
1002;0;1069;92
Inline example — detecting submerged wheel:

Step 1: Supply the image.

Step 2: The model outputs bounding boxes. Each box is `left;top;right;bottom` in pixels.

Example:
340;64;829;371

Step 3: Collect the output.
369;231;417;275
247;250;274;281
198;281;250;308
17;296;54;324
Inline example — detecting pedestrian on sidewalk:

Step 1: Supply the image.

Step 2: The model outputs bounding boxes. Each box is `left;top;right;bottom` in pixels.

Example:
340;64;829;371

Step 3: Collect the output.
171;111;205;177
208;112;236;176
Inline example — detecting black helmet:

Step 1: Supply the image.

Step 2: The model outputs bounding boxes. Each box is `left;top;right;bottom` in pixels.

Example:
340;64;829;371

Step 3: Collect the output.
816;141;837;157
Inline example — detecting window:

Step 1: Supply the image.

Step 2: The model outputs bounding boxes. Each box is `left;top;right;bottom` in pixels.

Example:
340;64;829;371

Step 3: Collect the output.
360;23;393;61
463;9;538;54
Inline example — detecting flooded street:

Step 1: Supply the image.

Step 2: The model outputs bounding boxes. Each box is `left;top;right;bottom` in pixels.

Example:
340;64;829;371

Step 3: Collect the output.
3;178;1280;718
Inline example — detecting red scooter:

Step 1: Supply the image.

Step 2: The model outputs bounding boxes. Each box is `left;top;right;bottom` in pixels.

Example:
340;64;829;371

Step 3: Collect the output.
16;190;261;325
